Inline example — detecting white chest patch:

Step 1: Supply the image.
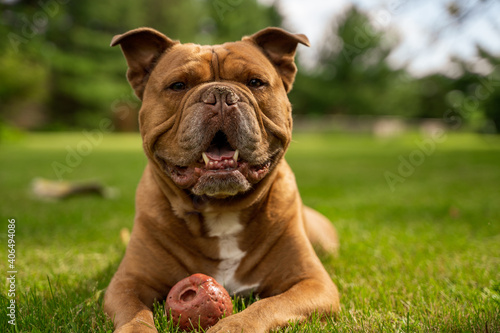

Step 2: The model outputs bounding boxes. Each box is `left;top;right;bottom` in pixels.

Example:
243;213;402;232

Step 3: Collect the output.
203;211;259;295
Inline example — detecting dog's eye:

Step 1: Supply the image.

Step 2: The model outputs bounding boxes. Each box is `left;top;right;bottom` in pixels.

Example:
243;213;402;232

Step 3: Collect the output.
169;82;187;91
247;78;265;88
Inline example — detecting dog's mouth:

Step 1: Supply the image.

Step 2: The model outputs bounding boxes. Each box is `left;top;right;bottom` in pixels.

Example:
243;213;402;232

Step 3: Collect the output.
160;131;273;197
201;131;240;172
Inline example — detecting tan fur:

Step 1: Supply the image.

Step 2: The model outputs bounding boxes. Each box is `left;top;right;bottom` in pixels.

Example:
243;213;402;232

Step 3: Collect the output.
105;27;340;333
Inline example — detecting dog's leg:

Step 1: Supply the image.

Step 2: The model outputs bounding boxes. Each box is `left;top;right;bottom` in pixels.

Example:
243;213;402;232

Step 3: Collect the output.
104;275;161;333
207;275;339;333
303;205;339;254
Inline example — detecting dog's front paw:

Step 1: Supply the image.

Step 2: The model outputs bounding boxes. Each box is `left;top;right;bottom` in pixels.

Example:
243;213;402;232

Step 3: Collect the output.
114;320;158;333
206;314;263;333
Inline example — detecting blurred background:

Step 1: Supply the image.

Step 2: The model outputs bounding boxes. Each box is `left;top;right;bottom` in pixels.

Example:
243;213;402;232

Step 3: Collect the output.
1;0;499;134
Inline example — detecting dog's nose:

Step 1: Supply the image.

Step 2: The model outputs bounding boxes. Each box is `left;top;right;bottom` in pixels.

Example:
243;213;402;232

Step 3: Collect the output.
202;86;239;108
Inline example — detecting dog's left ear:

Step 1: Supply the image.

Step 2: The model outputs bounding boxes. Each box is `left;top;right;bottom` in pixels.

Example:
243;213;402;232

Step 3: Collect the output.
243;27;310;93
111;27;179;99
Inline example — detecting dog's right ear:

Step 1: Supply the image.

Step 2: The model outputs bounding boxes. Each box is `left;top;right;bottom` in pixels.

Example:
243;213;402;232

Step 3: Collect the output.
111;28;178;99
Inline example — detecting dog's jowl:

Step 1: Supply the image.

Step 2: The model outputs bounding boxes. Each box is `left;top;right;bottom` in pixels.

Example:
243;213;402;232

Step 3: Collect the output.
104;27;340;333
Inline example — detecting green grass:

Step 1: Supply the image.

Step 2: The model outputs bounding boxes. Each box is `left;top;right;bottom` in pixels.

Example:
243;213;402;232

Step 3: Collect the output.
1;131;499;332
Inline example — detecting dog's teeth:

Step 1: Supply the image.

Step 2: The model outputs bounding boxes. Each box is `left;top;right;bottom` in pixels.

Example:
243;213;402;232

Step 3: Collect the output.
202;152;209;166
233;149;239;162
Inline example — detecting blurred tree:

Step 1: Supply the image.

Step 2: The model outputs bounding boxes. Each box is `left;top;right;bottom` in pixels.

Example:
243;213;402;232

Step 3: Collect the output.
0;3;51;129
290;6;420;118
421;0;499;48
475;47;500;132
42;0;210;129
0;0;283;130
290;4;500;134
440;48;500;132
204;0;282;44
414;74;454;119
2;1;498;133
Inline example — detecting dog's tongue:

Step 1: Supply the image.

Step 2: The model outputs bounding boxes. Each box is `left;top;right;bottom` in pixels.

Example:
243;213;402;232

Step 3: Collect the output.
205;145;235;161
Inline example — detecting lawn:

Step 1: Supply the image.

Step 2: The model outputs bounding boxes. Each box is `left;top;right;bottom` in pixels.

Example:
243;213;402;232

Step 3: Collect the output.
0;130;499;332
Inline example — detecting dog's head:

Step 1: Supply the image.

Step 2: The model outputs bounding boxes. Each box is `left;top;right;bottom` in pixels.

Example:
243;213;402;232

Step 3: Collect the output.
112;27;309;199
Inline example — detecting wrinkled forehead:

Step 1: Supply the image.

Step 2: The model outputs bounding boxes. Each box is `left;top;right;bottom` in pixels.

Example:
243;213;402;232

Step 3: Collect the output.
154;41;274;80
214;42;275;77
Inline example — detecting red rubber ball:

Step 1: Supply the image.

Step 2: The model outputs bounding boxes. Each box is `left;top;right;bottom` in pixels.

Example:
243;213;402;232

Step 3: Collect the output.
165;273;233;331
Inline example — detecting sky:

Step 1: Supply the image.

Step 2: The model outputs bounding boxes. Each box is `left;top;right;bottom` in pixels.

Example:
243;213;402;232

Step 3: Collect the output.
260;0;500;77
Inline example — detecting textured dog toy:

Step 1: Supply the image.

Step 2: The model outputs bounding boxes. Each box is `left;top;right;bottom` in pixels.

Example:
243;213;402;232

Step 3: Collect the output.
165;273;233;331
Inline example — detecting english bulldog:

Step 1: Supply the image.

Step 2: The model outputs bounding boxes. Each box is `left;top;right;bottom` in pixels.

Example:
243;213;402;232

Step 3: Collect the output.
104;27;340;332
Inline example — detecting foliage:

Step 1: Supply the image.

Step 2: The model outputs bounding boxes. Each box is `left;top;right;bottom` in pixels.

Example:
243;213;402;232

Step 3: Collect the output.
0;2;499;132
0;0;281;129
291;7;422;118
294;7;408;116
290;6;500;133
